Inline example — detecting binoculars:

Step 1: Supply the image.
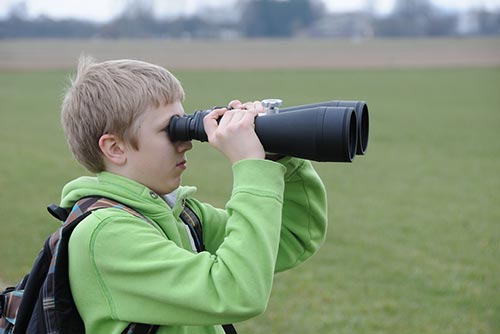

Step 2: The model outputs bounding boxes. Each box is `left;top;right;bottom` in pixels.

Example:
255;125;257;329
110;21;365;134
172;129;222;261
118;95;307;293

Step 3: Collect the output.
168;99;369;162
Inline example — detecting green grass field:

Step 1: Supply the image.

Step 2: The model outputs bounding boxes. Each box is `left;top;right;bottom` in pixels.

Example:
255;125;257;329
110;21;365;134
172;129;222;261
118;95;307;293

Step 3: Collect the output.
0;66;499;333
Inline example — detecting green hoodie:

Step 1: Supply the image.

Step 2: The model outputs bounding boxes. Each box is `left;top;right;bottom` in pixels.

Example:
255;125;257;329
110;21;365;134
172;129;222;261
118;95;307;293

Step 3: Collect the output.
62;158;327;334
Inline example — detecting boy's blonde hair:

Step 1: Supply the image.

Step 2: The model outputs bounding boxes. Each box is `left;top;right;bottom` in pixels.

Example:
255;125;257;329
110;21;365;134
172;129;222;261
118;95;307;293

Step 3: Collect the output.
61;56;184;173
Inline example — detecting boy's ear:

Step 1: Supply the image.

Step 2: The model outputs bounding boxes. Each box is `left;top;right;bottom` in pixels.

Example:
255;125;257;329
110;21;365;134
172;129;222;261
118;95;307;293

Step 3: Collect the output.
98;134;127;166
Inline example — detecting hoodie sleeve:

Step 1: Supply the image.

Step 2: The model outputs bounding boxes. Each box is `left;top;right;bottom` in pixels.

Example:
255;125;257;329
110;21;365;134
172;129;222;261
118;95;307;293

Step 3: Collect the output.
274;158;328;272
194;157;328;273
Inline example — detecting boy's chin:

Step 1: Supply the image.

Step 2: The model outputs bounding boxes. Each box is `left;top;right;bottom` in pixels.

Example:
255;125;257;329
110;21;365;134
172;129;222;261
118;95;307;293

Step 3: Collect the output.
156;180;181;196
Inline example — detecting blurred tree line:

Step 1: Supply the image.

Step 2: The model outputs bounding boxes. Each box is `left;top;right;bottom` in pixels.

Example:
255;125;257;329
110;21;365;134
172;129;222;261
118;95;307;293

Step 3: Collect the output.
1;0;499;39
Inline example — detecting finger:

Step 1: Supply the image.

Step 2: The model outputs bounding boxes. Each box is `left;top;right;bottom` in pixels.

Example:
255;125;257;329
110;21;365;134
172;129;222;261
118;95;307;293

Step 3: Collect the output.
242;102;262;116
252;101;265;113
241;109;258;126
231;109;247;123
203;108;226;136
242;101;254;110
228;100;243;110
227;108;256;128
208;107;227;121
225;108;248;125
242;101;263;112
218;108;236;128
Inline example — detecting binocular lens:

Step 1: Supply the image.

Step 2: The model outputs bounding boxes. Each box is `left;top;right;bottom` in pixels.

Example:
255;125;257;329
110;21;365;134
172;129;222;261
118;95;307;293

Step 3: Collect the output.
281;100;369;155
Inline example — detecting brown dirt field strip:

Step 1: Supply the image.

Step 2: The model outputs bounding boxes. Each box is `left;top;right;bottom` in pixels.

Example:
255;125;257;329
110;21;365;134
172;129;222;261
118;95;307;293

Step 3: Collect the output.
1;37;500;70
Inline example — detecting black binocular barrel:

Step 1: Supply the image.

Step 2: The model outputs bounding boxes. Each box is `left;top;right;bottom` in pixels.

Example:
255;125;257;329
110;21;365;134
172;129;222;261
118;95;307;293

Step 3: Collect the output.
281;100;369;155
169;106;357;162
254;106;357;162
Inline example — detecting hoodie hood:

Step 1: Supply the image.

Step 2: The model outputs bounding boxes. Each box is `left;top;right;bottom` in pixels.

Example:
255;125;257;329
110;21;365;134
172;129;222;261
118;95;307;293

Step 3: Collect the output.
61;171;197;220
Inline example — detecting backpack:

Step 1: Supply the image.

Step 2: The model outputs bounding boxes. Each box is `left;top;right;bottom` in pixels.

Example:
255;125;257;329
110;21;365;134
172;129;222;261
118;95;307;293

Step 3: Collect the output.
0;196;236;334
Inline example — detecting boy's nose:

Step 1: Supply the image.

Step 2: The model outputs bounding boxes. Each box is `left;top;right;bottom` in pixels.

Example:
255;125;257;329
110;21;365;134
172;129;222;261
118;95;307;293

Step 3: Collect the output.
177;140;193;152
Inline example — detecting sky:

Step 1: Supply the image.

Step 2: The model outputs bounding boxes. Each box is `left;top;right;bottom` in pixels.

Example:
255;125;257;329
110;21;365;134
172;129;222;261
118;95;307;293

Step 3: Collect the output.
1;0;499;22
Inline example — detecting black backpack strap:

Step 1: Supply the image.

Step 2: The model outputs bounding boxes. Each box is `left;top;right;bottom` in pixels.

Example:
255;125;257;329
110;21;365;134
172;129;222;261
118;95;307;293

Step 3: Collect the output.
47;204;69;222
222;324;237;334
179;203;205;252
63;197;150;225
122;323;160;334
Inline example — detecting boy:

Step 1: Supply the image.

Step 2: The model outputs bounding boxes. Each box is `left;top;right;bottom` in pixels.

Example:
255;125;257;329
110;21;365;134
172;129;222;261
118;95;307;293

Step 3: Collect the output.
60;57;327;333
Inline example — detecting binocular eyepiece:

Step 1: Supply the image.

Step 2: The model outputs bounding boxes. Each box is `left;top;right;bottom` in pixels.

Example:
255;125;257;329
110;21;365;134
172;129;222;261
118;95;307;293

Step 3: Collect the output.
168;99;369;163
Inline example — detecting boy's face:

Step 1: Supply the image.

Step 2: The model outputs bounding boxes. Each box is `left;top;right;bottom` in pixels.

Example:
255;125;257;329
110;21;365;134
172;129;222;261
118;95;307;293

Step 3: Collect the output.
124;101;192;195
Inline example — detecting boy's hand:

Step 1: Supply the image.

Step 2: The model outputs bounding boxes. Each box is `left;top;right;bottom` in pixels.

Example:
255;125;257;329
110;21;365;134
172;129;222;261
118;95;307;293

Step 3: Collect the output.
203;100;265;164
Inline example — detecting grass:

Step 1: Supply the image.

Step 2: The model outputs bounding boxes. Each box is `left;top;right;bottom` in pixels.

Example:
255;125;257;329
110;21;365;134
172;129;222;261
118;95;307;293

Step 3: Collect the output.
0;67;499;333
